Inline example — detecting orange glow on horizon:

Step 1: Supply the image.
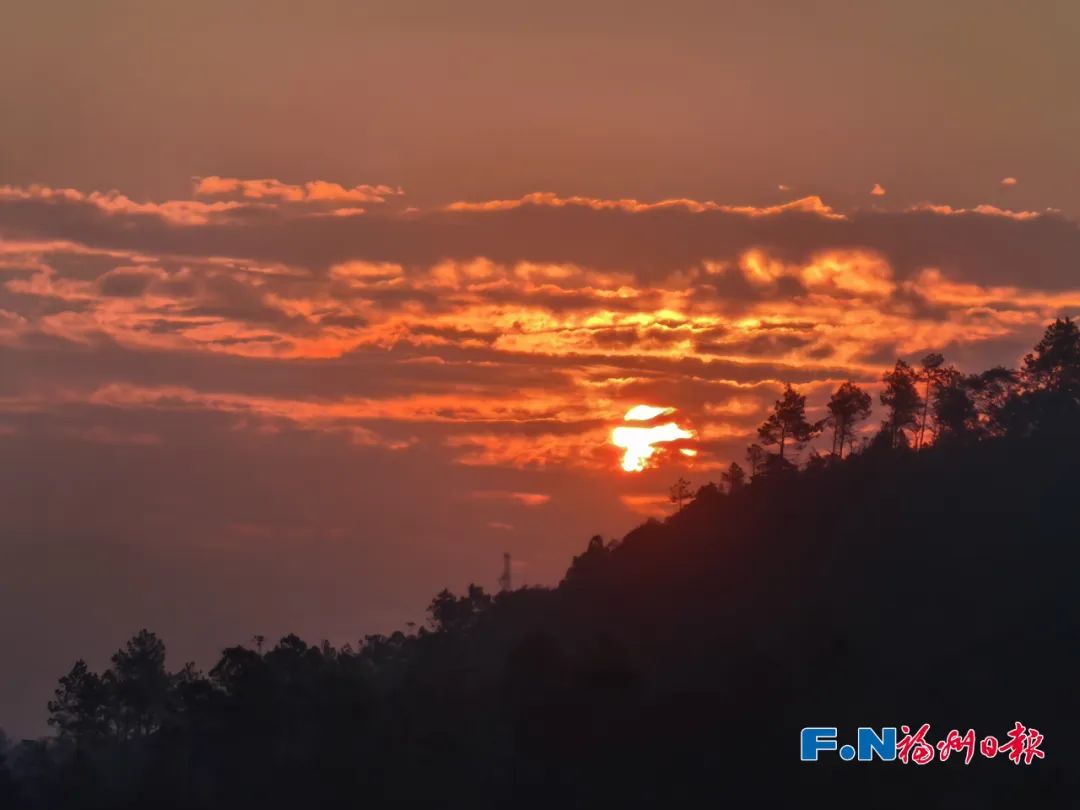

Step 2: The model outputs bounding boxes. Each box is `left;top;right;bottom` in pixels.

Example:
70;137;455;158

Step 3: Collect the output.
611;405;695;472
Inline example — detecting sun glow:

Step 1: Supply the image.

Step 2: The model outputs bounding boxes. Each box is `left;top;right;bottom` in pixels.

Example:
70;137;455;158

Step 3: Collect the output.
623;404;674;421
611;405;695;472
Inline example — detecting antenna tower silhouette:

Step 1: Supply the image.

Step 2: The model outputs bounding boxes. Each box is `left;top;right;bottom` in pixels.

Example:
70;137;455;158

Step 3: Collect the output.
498;552;512;592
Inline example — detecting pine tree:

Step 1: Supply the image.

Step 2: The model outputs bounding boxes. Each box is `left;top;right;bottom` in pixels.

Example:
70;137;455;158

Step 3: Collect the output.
932;368;978;442
669;477;692;511
825;382;872;458
1023;317;1080;393
756;384;819;463
880;360;922;448
720;462;747;493
48;660;110;744
916;352;946;449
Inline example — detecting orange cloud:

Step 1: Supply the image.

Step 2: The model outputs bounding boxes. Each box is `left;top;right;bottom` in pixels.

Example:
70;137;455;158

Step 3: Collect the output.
329;261;406;283
0;184;245;225
0;309;29;343
5;232;1073;394
0;178;405;230
909;268;1080;311
738;248;895;297
697;421;753;441
446;192;845;220
703;397;761;417
619;494;672;518
5;180;1080;479
87;383;594;427
446;429;611;469
470;490;552;507
870;183;886;196
909;202;1044;221
194;176;403;204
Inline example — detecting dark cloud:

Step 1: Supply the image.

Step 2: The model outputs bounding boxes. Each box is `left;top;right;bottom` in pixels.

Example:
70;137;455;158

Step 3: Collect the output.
3;194;1079;290
97;266;163;297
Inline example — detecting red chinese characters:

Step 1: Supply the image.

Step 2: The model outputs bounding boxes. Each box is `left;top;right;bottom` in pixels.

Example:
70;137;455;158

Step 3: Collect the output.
936;728;976;764
999;722;1045;765
898;724;936;765
897;723;1044;765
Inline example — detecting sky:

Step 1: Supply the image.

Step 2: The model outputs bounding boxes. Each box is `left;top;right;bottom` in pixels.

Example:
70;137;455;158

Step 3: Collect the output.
1;0;1079;738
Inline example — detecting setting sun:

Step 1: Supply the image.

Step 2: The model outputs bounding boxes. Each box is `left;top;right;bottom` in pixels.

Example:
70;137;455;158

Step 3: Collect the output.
623;404;674;421
611;405;696;472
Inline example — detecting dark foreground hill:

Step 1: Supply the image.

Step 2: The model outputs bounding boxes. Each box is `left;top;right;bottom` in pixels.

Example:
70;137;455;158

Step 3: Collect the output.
3;433;1078;808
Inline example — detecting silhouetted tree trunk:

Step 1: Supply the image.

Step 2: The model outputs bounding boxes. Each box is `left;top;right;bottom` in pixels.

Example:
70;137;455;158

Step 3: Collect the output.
917;353;945;449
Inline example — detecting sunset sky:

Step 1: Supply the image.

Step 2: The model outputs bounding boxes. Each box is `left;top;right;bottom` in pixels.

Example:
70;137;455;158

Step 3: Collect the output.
2;0;1079;736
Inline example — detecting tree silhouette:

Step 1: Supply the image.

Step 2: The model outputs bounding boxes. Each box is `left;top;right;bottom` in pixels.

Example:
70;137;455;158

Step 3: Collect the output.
756;384;819;463
0;732;15;809
1023;317;1080;392
745;443;767;479
880;360;922;448
109;629;171;740
1020;318;1080;432
427;585;492;632
916;352;946;449
825;382;872;458
47;661;109;745
990;319;1080;437
968;366;1018;437
720;462;747;493
932;367;978;443
669;477;692;511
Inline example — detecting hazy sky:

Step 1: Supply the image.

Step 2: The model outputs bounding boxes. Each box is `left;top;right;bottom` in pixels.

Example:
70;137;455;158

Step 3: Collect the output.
3;1;1079;211
1;0;1079;737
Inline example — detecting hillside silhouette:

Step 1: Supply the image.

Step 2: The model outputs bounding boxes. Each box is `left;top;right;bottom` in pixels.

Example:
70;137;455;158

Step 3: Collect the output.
3;321;1080;808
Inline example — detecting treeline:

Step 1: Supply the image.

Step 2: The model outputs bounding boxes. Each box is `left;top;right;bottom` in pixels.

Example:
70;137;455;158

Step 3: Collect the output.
2;320;1079;808
727;318;1080;486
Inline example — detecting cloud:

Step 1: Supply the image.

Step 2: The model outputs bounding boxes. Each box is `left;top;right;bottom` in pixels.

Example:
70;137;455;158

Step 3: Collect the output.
1000;176;1018;188
471;490;551;507
0;183;247;225
907;268;1080;311
2;178;1080;480
0;176;405;232
85;382;592;429
3;182;1077;299
446;191;846;220
703;397;762;417
194;176;404;205
909;202;1044;220
619;494;672;517
445;430;612;470
870;183;886;197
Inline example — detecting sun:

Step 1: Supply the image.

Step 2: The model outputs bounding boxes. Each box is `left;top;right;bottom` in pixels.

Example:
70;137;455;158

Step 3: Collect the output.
610;405;696;472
